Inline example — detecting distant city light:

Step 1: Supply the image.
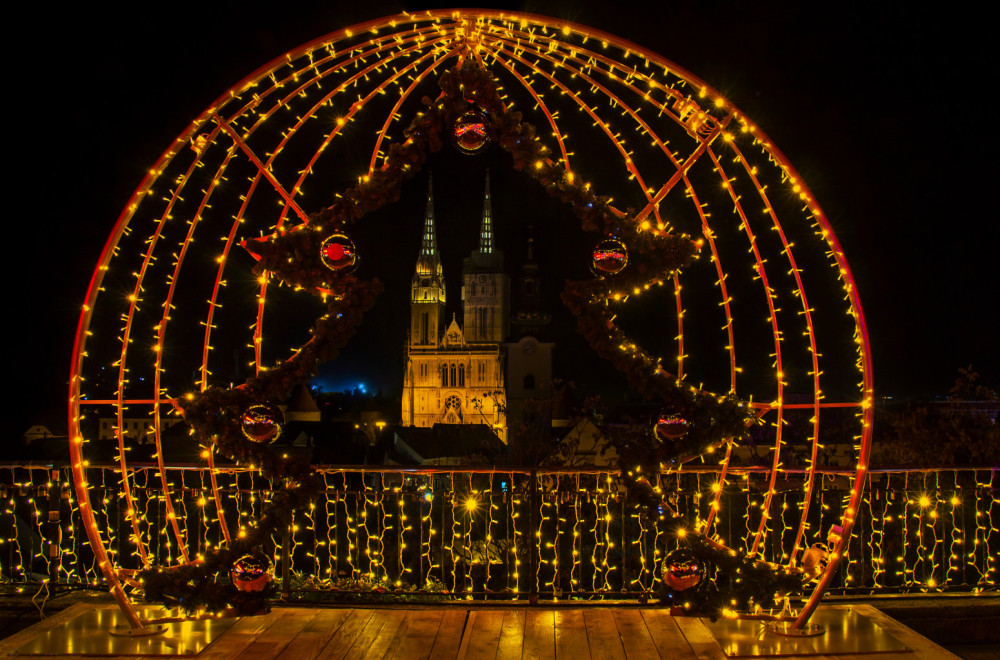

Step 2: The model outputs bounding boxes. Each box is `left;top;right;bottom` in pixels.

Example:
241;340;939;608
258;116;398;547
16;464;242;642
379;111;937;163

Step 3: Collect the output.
309;377;374;394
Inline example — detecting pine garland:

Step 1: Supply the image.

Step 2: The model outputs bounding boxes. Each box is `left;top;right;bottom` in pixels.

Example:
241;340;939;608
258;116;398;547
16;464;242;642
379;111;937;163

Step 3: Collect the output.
139;60;802;616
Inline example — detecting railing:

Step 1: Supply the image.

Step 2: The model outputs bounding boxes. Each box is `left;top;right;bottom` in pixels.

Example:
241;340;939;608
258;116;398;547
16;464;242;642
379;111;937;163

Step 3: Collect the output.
1;464;996;600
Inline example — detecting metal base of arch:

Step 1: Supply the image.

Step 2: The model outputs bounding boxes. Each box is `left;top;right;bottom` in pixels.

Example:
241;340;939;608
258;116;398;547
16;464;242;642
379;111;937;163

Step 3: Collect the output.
704;606;908;657
11;605;237;656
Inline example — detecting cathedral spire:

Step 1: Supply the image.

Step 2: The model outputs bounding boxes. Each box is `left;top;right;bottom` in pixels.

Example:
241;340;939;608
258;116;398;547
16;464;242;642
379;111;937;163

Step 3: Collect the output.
479;170;493;255
416;173;442;277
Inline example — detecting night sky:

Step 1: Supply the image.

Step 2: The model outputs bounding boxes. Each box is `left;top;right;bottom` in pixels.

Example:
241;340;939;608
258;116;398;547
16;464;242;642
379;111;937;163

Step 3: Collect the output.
10;1;995;439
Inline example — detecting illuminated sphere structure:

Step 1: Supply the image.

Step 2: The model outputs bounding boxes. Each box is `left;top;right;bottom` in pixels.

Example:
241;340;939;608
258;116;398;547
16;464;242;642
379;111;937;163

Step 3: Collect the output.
68;10;872;628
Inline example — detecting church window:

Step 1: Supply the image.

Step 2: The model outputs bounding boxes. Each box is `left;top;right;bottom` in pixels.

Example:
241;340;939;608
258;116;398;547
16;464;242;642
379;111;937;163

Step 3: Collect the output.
444;394;462;422
450;364;456;387
441;365;447;388
458;364;465;387
420;313;429;345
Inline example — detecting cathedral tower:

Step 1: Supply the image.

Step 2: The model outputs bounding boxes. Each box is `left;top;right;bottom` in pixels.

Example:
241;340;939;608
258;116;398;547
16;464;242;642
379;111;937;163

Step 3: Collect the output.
462;172;510;343
410;174;446;347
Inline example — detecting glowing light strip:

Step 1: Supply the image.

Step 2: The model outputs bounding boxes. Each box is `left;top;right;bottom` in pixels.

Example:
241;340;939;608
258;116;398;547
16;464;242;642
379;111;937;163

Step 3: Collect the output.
489;45;655;200
66;10;875;625
209;111;310;225
142;138;231;565
195;144;244;390
484;27;724;221
367;54;453;175
479;27;741;407
205;447;231;544
246;39;455;372
481;49;571;170
482;30;733;399
728;139;823;565
708;147;785;557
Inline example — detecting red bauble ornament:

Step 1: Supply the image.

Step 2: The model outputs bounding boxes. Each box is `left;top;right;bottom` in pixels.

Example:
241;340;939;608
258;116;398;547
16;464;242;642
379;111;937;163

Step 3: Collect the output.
654;413;691;442
241;404;283;444
452;109;491;155
662;548;704;592
320;234;358;273
231;552;273;592
591;237;628;275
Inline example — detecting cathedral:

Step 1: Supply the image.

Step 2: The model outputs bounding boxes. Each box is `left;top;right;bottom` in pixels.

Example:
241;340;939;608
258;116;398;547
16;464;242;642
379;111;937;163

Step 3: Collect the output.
400;173;510;443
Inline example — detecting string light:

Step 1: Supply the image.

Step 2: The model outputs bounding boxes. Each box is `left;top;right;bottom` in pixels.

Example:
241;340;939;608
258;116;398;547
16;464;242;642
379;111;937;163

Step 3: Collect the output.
61;10;884;623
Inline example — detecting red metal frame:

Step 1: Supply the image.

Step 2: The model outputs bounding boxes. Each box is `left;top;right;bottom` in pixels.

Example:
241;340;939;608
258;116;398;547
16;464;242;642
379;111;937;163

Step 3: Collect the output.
68;10;873;629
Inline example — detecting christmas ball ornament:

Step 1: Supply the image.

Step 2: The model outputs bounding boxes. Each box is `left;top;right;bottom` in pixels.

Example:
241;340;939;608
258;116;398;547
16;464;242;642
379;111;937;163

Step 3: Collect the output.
241;404;284;443
591;237;628;275
452;109;490;154
661;548;704;592
654;413;691;441
800;544;829;582
231;552;273;592
320;234;358;273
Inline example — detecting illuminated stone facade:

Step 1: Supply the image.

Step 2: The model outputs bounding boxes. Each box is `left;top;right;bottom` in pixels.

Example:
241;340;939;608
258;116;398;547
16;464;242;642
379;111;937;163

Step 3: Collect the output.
401;174;508;443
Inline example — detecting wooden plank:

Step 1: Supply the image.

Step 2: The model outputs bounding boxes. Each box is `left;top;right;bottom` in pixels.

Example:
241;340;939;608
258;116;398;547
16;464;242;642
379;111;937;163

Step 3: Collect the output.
553;610;591;660
612;609;660;660
317;609;376;659
276;609;354;660
429;608;468;660
201;610;287;660
454;610;478;660
237;609;319;660
639;609;694;658
855;604;961;660
358;610;406;660
329;609;392;660
673;617;725;660
583;609;626;660
460;609;506;659
386;609;446;660
522;610;556;660
3;603;964;660
495;609;526;660
347;610;392;660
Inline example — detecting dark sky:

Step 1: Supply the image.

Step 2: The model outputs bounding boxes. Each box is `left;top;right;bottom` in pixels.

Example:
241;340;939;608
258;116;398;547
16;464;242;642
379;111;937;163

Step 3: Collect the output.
10;1;996;437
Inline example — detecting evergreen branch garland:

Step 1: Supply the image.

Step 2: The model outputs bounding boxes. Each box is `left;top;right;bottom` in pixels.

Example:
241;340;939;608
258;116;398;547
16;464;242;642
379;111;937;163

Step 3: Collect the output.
139;60;801;617
618;470;804;617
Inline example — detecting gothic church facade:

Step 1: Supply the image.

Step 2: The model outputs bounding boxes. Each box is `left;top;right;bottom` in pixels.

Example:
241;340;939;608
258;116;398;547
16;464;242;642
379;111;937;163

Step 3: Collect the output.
401;174;509;443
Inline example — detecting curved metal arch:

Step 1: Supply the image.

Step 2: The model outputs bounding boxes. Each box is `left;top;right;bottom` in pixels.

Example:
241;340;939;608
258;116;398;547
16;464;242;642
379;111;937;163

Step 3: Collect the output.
68;9;873;630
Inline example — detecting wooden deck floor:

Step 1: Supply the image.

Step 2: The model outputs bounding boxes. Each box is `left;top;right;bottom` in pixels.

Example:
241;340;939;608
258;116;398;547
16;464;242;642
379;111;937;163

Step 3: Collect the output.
0;603;958;659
